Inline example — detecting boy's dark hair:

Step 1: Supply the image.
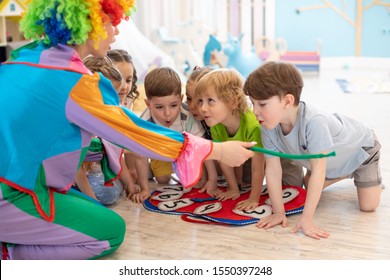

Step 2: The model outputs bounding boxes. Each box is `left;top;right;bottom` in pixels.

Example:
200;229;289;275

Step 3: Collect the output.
107;49;140;100
144;67;182;99
244;61;303;106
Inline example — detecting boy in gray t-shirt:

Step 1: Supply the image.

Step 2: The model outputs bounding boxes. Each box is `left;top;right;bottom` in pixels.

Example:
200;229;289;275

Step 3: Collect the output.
244;61;382;240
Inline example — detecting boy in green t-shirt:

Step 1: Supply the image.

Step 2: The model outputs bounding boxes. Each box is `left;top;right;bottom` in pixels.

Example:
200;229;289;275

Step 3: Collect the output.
195;68;264;210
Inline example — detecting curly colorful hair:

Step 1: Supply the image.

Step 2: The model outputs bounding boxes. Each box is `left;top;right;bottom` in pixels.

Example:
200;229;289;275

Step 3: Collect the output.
20;0;136;48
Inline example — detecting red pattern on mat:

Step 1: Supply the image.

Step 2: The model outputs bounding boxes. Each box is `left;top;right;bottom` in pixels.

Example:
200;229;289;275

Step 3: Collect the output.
143;185;306;226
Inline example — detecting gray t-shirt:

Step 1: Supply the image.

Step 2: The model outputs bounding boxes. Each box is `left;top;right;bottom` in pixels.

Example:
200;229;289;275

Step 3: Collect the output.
262;102;374;178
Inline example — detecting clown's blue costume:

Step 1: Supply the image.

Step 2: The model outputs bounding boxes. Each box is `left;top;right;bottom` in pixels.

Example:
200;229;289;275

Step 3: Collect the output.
0;0;213;259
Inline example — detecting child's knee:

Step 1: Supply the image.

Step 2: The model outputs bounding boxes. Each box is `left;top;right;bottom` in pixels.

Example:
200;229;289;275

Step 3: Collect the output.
359;200;380;212
155;175;171;184
357;185;382;212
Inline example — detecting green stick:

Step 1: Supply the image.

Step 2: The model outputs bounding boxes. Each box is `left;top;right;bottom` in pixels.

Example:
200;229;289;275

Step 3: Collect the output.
248;146;336;159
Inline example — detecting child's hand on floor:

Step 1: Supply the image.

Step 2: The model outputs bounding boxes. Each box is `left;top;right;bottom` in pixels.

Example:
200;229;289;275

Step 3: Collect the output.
198;181;219;197
131;188;151;203
215;188;240;201
235;198;259;211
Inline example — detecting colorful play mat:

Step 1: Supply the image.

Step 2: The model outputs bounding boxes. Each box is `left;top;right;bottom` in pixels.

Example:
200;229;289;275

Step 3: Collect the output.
143;184;306;226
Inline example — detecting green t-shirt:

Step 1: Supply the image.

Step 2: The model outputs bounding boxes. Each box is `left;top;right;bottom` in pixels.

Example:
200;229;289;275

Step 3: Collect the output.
210;110;263;148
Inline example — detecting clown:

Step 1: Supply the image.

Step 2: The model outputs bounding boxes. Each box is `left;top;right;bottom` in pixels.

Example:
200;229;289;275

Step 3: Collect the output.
0;0;255;260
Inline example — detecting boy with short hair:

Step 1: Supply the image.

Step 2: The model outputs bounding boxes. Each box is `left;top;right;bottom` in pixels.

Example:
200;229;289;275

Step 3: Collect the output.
244;61;383;240
131;67;205;203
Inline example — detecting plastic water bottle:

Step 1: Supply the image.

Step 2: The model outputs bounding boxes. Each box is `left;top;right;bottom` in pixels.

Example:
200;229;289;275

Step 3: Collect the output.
87;162;123;205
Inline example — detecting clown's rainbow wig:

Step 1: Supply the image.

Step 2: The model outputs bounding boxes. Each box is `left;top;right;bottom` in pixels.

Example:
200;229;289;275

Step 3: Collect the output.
20;0;136;47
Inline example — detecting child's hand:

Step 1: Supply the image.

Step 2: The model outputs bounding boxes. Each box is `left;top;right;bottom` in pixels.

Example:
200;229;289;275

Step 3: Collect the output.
195;177;207;189
198;181;219;197
125;184;138;200
290;216;329;240
256;213;287;229
215;189;240;201
131;188;151;203
235;199;258;210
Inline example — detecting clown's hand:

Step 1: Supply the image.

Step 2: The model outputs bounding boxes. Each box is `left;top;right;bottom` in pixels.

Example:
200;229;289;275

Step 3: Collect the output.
215;141;256;167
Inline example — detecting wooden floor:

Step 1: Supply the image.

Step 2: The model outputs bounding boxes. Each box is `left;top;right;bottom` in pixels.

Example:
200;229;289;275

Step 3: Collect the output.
104;59;390;260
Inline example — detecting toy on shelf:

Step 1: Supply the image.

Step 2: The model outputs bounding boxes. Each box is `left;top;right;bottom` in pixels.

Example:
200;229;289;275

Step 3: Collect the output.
254;36;287;62
278;38;321;73
203;34;222;67
223;33;263;78
0;0;27;61
280;51;320;73
254;36;321;73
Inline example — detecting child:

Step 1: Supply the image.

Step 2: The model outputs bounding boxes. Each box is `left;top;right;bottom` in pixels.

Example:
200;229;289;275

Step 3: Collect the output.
133;67;206;202
107;49;140;110
244;61;383;239
186;66;220;192
186;66;214;139
78;55;134;205
195;69;265;209
107;49;149;200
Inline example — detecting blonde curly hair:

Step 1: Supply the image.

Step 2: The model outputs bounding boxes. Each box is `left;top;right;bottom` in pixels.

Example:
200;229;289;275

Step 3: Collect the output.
195;68;249;115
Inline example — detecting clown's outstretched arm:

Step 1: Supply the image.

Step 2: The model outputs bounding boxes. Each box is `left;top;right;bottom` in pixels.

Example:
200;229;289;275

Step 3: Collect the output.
66;74;255;188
